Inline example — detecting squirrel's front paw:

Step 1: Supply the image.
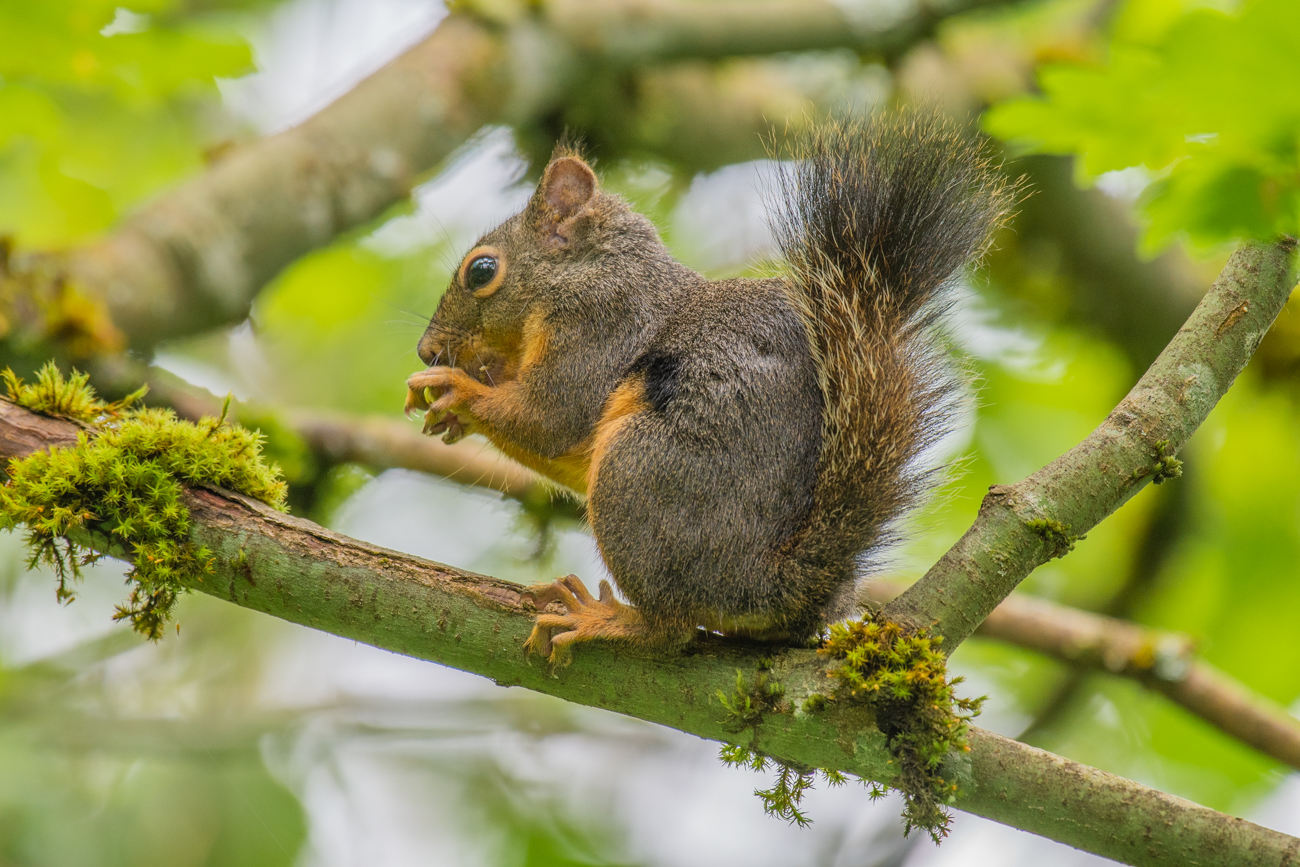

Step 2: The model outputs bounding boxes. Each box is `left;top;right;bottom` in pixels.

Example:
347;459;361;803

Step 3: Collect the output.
405;367;489;444
523;574;644;665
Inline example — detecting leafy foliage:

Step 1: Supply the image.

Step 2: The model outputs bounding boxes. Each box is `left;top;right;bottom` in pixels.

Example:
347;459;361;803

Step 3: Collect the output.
985;0;1300;250
0;0;254;246
0;364;286;638
820;615;984;841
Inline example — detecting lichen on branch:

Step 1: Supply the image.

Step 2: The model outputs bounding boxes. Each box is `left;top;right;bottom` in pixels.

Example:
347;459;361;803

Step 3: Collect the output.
819;614;984;841
0;364;287;638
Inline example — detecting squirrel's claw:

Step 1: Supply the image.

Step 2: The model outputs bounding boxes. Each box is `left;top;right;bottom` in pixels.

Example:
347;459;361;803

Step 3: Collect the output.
407;367;486;444
404;383;431;418
523;575;642;665
411;382;465;441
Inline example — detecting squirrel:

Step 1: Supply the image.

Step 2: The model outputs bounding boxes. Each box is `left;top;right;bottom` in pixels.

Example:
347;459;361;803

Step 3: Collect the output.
406;111;1014;662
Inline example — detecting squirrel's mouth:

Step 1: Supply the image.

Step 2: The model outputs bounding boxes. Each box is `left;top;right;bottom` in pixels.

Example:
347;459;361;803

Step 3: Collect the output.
421;334;509;387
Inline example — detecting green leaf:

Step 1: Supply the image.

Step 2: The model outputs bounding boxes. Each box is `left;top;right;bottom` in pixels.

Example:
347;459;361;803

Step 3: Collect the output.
984;0;1300;249
0;0;256;245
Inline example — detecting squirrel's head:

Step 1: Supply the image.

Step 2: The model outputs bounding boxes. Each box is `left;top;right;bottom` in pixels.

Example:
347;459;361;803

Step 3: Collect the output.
416;150;670;375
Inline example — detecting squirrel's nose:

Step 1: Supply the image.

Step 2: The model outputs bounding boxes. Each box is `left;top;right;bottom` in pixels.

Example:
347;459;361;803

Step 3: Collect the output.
417;333;441;366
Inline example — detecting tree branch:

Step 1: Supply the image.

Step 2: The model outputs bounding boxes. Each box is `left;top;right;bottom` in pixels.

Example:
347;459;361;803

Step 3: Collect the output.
884;240;1299;648
864;579;1300;772
1015;466;1191;745
539;0;1017;64
1;401;1297;867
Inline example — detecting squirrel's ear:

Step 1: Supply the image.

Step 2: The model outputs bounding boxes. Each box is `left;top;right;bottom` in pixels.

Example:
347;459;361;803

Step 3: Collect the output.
535;157;597;245
541;157;597;218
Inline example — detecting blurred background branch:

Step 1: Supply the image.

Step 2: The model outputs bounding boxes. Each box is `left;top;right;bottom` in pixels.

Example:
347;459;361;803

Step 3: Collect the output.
145;368;580;520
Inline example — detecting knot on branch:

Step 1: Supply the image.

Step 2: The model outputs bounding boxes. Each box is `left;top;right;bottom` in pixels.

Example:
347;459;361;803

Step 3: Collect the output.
815;614;984;842
0;363;287;639
1026;518;1083;560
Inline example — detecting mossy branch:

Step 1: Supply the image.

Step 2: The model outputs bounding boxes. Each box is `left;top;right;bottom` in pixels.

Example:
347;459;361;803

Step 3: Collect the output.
0;401;1296;866
0;366;286;637
818;615;984;841
864;578;1300;773
885;240;1299;649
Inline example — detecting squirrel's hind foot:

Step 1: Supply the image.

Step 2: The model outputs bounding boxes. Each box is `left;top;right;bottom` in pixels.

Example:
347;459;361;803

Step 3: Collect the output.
523;574;653;665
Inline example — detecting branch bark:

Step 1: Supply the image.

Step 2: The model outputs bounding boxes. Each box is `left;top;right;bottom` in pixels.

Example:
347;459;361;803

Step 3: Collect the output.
884;240;1299;648
864;579;1300;772
1;401;1297;867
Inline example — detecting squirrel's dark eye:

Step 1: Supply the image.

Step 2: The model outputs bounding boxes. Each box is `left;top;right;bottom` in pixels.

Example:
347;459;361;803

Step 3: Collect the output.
465;255;498;293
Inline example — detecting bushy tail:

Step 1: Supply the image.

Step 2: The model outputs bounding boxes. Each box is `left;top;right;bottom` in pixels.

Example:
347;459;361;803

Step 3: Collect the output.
772;111;1015;609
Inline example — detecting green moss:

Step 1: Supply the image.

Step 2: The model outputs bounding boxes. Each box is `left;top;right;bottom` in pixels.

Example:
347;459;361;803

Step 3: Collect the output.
718;668;786;728
1151;439;1184;484
717;667;836;826
1130;440;1184;485
801;692;828;713
818;614;984;842
2;362;144;424
719;746;851;828
0;364;287;639
1026;517;1082;559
